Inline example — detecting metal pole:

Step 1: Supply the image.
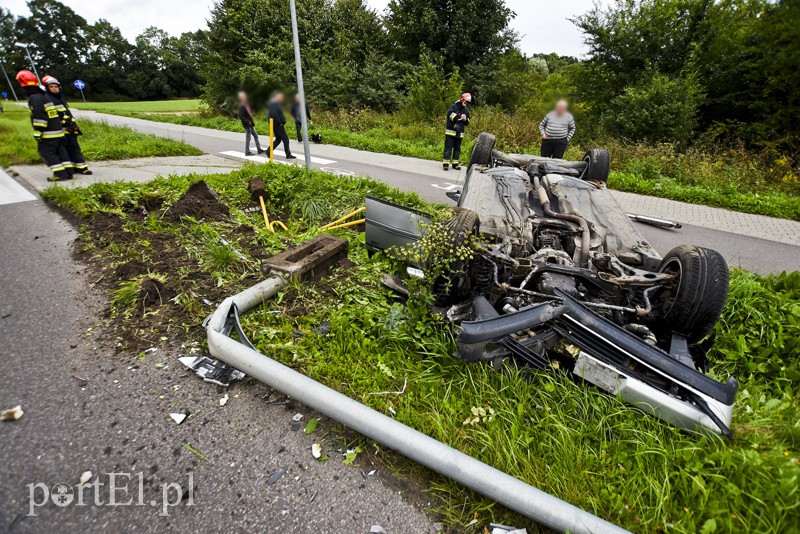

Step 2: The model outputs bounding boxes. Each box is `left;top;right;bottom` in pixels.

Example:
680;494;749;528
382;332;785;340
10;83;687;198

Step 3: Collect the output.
289;0;312;170
79;87;85;103
16;44;40;83
205;277;629;534
0;60;19;102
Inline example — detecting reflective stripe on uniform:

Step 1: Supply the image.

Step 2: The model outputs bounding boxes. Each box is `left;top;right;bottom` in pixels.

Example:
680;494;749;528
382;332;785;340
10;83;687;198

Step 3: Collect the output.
48;164;66;171
41;130;65;139
32;119;47;126
445;129;457;136
449;112;458;120
74;163;88;170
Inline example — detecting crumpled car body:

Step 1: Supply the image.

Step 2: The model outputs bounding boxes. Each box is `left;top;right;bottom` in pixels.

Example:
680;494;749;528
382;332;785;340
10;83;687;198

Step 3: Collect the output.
366;133;737;438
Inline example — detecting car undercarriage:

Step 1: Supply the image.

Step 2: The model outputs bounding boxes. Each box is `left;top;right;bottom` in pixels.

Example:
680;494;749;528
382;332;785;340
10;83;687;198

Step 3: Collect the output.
365;133;737;438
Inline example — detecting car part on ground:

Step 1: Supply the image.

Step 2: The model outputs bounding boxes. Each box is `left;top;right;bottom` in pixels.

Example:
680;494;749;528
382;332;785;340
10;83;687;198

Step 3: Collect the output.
365;132;736;438
627;213;683;229
204;238;627;533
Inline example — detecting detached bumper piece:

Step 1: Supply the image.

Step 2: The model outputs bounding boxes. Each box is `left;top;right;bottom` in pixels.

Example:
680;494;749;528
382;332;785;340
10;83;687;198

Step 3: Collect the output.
456;293;737;438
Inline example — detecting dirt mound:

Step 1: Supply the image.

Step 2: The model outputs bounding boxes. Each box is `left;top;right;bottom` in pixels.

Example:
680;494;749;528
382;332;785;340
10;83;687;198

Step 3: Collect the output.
139;277;166;306
114;259;147;280
165;181;229;221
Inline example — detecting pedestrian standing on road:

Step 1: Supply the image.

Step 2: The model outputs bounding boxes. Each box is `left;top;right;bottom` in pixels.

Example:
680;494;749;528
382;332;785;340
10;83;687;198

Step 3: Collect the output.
43;75;92;175
268;92;296;159
443;93;472;171
539;99;576;159
237;91;265;156
290;94;312;142
16;70;73;182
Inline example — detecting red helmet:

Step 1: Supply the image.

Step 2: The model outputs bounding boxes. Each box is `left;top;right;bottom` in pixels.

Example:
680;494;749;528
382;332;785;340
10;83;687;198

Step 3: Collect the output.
16;70;39;87
42;75;60;86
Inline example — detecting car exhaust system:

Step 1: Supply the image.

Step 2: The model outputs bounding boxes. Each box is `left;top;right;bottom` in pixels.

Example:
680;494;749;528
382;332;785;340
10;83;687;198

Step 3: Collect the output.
205;238;628;534
531;175;591;268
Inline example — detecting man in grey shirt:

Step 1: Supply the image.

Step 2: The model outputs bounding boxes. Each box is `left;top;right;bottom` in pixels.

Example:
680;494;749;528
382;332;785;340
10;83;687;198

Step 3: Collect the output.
539;99;576;158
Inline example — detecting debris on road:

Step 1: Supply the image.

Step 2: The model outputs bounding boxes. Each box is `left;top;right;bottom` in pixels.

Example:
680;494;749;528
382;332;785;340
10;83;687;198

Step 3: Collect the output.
169;413;186;424
311;443;322;459
219;393;229;406
267;467;287;485
292;413;304;422
304;418;318;434
369;525;387;534
1;405;24;422
79;471;93;485
179;355;245;387
490;524;528;534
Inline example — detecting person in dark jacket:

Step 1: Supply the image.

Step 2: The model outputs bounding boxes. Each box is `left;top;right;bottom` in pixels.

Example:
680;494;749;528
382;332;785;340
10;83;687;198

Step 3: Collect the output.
43;75;91;175
290;94;312;142
268;92;295;159
237;91;265;156
443;93;472;170
16;70;72;182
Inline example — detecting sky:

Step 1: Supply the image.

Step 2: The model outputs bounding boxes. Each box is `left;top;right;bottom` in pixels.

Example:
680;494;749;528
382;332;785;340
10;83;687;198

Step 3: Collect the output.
3;0;603;57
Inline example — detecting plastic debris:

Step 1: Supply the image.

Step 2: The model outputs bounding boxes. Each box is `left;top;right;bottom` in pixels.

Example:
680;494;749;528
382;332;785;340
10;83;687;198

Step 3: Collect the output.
490;524;528;534
219;393;229;406
267;467;287;485
311;443;322;459
313;320;330;336
370;525;387;534
179;356;245;387
292;413;303;422
1;405;23;422
79;471;92;485
369;377;408;396
170;413;186;424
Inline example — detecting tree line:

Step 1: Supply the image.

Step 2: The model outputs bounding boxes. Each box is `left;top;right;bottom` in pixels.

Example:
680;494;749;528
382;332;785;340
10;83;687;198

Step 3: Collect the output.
2;0;798;153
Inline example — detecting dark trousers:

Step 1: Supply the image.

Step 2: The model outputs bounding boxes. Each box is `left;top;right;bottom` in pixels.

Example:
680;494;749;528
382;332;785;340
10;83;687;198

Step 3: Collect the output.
271;124;293;157
244;126;262;153
541;138;568;159
295;121;303;142
64;134;87;170
443;135;463;164
38;137;71;179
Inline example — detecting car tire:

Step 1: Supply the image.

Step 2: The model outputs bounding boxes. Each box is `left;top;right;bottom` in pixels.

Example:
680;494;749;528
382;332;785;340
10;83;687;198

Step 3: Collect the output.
432;209;480;305
657;245;729;343
468;133;496;169
581;148;611;183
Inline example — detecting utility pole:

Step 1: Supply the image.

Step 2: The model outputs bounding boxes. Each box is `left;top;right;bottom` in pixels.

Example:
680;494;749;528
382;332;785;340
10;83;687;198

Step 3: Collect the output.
14;42;40;83
0;59;19;102
289;0;312;170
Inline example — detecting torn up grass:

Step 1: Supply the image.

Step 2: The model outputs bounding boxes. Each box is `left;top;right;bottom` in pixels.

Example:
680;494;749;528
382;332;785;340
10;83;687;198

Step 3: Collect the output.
0;108;201;167
42;164;800;533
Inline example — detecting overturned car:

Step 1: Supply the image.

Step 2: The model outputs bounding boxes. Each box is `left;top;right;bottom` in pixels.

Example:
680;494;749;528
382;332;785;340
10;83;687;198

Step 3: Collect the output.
366;133;737;438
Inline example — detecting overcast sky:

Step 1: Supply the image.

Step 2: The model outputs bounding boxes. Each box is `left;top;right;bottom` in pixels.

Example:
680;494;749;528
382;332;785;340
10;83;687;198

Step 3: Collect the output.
3;0;603;57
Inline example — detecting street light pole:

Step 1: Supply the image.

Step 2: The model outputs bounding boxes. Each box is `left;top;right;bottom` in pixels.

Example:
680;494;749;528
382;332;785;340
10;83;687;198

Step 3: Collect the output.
289;0;312;171
14;42;41;83
0;59;19;102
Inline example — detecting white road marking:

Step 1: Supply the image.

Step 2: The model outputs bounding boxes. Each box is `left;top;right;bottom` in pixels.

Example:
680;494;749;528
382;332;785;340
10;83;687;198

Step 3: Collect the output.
0;169;36;206
320;167;356;177
431;182;460;190
220;150;336;165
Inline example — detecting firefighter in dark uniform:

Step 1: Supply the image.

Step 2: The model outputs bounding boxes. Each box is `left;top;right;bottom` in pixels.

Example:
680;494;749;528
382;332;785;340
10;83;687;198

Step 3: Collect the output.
267;92;296;159
16;70;72;182
43;75;92;175
443;93;472;171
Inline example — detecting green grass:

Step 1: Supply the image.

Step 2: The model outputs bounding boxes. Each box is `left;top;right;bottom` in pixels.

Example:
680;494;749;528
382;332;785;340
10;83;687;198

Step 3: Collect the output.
41;163;800;533
0;108;202;167
72;99;203;114
90;103;800;221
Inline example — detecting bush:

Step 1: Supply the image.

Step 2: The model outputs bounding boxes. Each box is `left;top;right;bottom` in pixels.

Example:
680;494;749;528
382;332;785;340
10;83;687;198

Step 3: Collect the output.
401;53;463;121
601;73;704;146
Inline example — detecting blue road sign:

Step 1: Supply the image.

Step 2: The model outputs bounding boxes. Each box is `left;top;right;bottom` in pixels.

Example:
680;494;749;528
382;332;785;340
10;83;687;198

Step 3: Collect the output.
2;92;7;99
74;79;85;90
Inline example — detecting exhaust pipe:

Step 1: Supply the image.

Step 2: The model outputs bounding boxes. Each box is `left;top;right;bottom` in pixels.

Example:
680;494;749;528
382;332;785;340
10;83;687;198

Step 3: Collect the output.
206;274;627;534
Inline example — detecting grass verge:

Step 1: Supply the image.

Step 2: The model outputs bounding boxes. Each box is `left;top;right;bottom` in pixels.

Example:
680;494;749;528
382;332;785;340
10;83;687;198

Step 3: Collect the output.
42;163;800;534
72;99;203;114
0;108;202;167
89;103;800;221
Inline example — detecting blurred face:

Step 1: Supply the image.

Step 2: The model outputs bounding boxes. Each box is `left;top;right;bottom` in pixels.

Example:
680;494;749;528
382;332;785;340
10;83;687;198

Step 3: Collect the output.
238;91;247;103
47;84;60;94
275;92;284;103
555;100;568;114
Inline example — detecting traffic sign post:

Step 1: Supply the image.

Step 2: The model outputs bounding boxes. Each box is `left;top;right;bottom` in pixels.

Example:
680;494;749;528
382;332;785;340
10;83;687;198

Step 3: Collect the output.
74;79;86;102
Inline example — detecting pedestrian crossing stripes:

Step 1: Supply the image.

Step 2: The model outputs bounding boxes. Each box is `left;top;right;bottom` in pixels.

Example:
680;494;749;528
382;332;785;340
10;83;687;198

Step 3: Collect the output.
0;169;37;206
219;150;337;166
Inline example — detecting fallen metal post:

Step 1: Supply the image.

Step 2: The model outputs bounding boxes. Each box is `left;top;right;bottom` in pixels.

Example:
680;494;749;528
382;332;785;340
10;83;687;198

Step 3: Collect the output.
206;274;628;533
627;213;682;229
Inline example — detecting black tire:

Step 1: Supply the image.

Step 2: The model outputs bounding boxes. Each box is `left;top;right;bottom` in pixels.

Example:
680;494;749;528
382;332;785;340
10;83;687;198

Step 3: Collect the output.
581;148;611;183
468;132;496;169
432;209;480;305
657;245;729;343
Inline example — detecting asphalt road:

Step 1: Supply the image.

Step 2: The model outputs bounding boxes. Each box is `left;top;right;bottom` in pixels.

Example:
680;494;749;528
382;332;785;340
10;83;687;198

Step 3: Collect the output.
0;198;435;532
71;109;800;275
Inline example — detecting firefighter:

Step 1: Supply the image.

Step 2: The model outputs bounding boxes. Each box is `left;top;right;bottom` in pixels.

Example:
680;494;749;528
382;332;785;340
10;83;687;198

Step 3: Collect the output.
43;75;92;175
443;93;472;171
16;70;72;182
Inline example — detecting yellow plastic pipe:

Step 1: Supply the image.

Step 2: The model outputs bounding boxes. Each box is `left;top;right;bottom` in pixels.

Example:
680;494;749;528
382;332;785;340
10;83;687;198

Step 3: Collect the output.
322;219;365;231
270;221;289;232
269;118;274;163
319;207;365;230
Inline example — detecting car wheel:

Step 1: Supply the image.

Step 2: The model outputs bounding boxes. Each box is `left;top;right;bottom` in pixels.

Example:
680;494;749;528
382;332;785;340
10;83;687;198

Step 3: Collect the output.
432;209;480;305
656;245;729;343
580;148;610;183
468;133;496;169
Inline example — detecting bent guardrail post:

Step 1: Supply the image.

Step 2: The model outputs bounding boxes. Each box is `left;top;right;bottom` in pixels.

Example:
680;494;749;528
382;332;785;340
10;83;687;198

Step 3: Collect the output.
204;275;628;534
